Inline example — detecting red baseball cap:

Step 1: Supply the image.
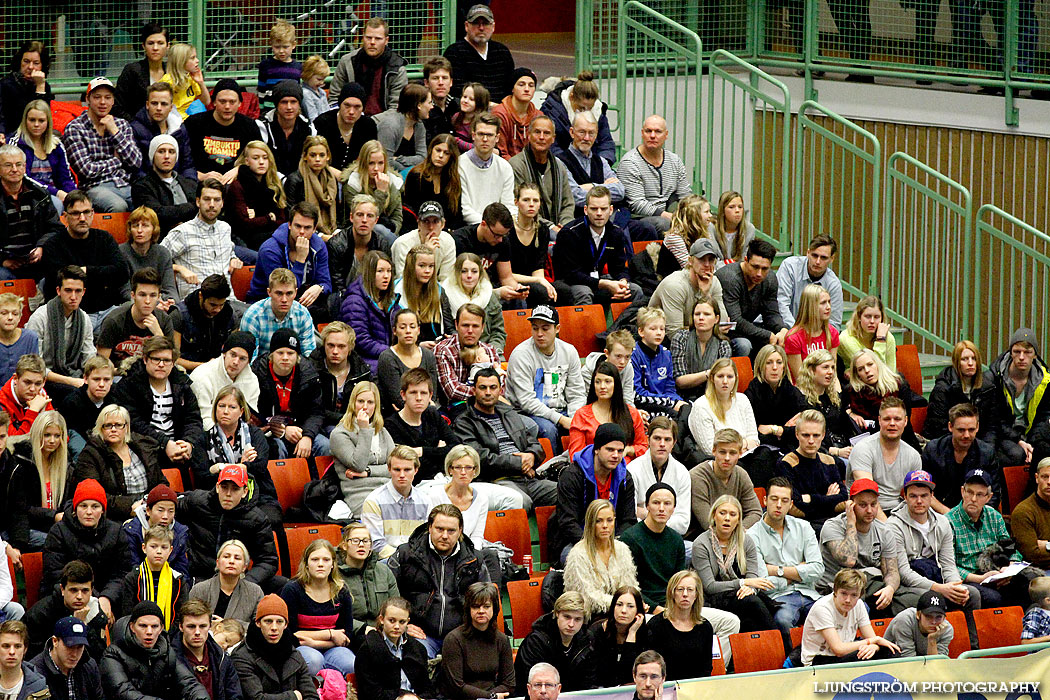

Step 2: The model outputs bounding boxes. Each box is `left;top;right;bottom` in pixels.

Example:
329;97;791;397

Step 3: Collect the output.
849;478;879;498
217;464;248;487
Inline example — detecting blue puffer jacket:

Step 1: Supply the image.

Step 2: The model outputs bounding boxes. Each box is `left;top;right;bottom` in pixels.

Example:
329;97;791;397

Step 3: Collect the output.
247;224;333;302
339;277;400;371
540;80;616;164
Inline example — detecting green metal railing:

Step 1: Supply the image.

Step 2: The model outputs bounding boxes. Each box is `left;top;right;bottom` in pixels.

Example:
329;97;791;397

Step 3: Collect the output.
974;205;1050;361
616;0;704;194
958;641;1050;659
579;0;1050;126
792;100;881;293
882;153;972;354
3;0;453;91
706;50;793;250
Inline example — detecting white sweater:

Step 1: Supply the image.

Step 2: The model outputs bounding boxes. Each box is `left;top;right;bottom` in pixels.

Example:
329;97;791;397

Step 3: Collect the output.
457;152;517;225
563;539;639;615
189;356;262;431
688;393;759;453
627;451;692;536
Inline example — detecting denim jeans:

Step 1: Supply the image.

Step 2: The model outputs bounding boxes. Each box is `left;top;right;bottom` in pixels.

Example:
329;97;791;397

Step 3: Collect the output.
773;591;815;633
297;645;355;675
526;414;562;449
730;336;753;358
86;183;133;212
274;432;331;458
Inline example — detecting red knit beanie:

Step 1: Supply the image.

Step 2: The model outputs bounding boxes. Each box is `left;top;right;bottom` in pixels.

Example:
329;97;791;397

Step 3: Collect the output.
255;594;289;622
72;479;107;510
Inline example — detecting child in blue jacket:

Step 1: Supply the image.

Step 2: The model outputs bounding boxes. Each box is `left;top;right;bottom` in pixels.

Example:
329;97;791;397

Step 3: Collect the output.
632;307;687;417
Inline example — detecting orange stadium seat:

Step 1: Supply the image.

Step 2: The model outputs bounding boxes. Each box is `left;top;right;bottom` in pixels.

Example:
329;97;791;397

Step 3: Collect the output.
945;610;971;658
733;356;754;392
973;606;1023;652
232;266;255;302
284;525;343;576
0;280;36;327
91;212;129;243
728;630;786;673
556;305;606;356
503;309;532;355
268;459;313;514
484;509;530;564
507;578;543;639
162;468;185;492
535;505;556;566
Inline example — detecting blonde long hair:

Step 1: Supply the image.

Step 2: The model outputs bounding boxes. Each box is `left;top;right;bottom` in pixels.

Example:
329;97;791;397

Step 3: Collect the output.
848;348;900;396
340;380;384;432
402;245;442;324
667;194;710;251
713;190;749;261
30;411;69;510
846;295;886;346
165;43;197;88
663;570;704;624
351;140;392;197
14;99;58;154
708;494;748;572
234;141;287;209
582;499;615;568
797;349;840;407
448;252;492;302
704;357;738;423
791;284;832;338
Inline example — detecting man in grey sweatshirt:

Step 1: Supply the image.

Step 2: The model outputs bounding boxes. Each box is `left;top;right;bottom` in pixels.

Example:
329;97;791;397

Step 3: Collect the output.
504;305;586;447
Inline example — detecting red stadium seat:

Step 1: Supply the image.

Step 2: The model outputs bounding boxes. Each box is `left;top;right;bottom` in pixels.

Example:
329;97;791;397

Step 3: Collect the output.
728;630;786;673
610;302;631;320
1003;465;1031;513
162;468;185;492
945;610;970;658
973;606;1024;652
21;552;43;608
538;438;553;461
90;212;130;243
232;266;255;302
283;525;343;576
754;487;766;509
535;505;556;566
507;578;543;639
733;356;754;392
484;509;530;564
895;344;923;394
556;305;606;356
503;309;532;355
315;455;335;477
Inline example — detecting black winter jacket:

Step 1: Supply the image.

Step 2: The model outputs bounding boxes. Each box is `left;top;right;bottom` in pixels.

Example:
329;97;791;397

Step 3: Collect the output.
41;502;131;602
171;292;241;365
29;642;105;700
176;489;278;585
24;590;109;661
452;400;546;480
354;629;434;700
70;433;167;522
6;440;70;551
552;217;631;291
231;625;319;700
101;616;211;700
0;176;63;256
387;523;490;640
110;359;206;454
513;611;598;696
251;353;325;439
385;406;454;481
925;366;1000;440
307;346;373;429
130;168;198;235
171;632;244;700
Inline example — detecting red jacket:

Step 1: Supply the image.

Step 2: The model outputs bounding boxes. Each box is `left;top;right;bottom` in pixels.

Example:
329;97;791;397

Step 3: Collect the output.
0;374;53;435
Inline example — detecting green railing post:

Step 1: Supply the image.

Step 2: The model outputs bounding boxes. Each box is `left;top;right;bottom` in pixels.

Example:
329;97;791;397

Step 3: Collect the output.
883;153;972;353
188;0;205;63
973;205;1050;361
1004;0;1019;126
706;50;792;251
791;100;881;294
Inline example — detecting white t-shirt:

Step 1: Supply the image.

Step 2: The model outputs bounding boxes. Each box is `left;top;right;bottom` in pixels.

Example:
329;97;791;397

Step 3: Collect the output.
150;380;175;438
801;593;870;666
0;674;24;700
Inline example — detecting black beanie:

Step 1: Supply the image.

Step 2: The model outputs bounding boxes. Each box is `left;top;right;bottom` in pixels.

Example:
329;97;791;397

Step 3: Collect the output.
593;423;627;452
223;330;257;357
129;601;164;623
646;481;676;505
338;82;367;106
212;78;243;100
271;79;303;104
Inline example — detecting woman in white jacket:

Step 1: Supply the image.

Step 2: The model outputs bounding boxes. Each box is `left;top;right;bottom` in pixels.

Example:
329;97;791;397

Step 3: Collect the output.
563;499;639;616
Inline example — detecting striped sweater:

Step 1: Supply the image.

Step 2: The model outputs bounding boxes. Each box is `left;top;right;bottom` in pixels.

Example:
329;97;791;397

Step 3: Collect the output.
615;146;693;217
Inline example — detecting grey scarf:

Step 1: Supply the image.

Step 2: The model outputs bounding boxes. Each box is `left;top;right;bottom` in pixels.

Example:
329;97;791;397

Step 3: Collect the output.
43;296;85;377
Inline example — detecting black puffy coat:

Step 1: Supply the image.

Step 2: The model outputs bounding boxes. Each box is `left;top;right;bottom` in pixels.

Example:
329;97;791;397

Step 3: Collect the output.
387;523;489;640
70;433;167;522
176;489;279;585
29;642;105;700
40;502;132;602
110;359;205;460
513;612;598;696
251;353;325;440
231;624;319;700
6;440;70;551
925;366;1000;440
101;616;211;700
355;628;434;700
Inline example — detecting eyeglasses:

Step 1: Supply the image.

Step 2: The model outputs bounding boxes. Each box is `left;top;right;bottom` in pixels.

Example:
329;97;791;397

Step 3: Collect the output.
345;538;371;546
449;465;475;473
673;586;697;594
146;356;173;365
530;683;558;690
0;162;25;170
102;423;126;430
66;209;94;218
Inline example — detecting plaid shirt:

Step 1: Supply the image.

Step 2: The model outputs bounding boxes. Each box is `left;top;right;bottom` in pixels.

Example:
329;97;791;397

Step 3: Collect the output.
946;502;1020;578
434;334;502;404
62;111;141;189
240;298;316;359
1022;606;1050;639
161;216;236;299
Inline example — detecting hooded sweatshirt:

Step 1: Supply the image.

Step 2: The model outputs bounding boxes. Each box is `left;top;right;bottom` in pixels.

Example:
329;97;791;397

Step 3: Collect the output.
491;95;538;160
887;501;963;590
989;327;1050;440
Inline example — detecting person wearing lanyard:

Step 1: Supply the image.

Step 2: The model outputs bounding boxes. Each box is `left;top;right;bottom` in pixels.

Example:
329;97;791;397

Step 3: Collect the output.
552;187;641;307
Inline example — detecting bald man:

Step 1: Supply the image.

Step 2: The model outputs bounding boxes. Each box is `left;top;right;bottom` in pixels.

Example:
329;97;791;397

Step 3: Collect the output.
615;115;693;240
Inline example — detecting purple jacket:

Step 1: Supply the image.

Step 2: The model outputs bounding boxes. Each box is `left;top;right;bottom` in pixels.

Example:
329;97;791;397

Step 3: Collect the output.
339;276;400;371
129;107;197;180
14;135;76;196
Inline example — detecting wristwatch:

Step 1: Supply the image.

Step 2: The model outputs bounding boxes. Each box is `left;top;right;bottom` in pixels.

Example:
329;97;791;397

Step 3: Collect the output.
777;566;785;577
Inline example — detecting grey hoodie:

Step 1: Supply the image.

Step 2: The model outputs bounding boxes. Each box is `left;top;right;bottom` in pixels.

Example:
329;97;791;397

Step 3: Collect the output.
887;501;962;589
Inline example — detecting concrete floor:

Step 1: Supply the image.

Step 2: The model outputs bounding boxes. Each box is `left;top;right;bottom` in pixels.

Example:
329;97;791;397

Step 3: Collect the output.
501;32;576;83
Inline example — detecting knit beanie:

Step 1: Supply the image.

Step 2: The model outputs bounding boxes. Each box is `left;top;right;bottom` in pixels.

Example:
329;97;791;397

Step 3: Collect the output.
72;479;107;510
148;134;178;163
256;594;289;622
1009;327;1040;356
212;78;243;100
269;328;300;355
593;423;627;452
646;481;676;505
223;330;257;357
271;79;303;105
337;82;367;106
511;67;537;86
129;600;164;623
146;484;178;509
